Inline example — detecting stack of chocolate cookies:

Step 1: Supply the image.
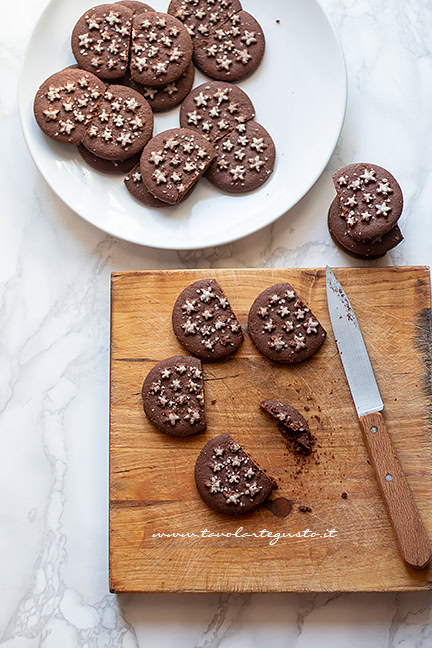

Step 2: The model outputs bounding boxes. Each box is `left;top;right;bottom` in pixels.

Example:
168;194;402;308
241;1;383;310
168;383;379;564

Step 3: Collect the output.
328;163;404;259
33;1;276;209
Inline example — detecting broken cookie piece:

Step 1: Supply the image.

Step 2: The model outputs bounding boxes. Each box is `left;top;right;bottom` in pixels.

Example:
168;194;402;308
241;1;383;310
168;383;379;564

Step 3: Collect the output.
260;400;314;455
195;433;277;515
142;355;206;437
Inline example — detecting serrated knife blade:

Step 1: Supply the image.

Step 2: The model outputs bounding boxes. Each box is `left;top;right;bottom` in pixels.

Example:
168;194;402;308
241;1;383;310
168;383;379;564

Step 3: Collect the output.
326;266;383;417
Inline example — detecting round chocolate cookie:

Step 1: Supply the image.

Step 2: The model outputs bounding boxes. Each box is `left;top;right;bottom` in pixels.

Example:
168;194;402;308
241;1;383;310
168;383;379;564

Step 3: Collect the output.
206;120;275;193
332;163;404;242
179;81;255;143
81;85;153;160
167;0;242;39
248;283;326;364
140;128;216;204
125;163;197;207
328;196;403;260
172;278;243;360
194;434;277;516
116;1;155;13
260;400;314;456
193;11;265;82
121;63;195;112
142;356;206;437
71;4;133;80
34;69;105;145
130;12;193;87
78;144;140;173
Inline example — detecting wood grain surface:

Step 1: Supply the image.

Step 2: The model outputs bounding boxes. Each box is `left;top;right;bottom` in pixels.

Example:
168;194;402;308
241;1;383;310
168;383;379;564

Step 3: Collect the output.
109;266;432;593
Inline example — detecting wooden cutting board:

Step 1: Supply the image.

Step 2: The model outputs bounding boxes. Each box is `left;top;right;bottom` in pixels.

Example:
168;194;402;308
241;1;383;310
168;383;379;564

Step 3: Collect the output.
109;266;432;593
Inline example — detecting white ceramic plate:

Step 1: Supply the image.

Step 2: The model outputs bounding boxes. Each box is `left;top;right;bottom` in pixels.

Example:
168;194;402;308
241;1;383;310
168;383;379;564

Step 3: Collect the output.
19;0;346;249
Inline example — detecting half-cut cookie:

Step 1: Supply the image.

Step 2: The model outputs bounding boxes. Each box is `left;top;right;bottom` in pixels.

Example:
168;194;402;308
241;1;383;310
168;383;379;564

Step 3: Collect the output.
195;434;277;515
179;81;255;143
125;163;197;207
168;0;242;39
205;120;275;192
332;163;403;242
34;69;105;145
81;85;153;160
260;400;314;455
193;11;265;82
130;12;193;87
248;283;326;364
172;278;243;360
140;128;216;204
142;355;206;437
71;4;133;79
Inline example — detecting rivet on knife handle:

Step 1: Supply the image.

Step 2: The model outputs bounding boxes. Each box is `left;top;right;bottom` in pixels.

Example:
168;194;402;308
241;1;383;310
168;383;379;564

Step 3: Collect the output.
359;411;431;570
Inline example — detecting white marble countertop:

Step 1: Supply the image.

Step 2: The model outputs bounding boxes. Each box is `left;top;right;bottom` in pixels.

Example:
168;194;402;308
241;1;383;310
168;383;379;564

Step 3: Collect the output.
1;0;432;645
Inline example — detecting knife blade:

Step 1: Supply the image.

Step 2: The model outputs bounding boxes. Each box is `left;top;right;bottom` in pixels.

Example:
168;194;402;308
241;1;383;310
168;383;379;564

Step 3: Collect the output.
326;266;383;417
326;266;431;570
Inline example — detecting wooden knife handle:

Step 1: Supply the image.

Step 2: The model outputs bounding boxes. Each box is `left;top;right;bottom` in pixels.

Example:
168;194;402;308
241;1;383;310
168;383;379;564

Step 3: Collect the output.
359;412;431;569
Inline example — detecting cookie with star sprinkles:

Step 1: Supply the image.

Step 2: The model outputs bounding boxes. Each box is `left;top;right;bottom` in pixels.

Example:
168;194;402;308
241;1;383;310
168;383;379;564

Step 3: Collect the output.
125;162;197;206
121;63;195;112
205;120;275;193
260;400;314;456
33;69;106;145
81;85;153;160
194;434;277;516
328;196;404;260
172;278;243;360
71;4;133;80
78;144;140;173
179;81;255;143
142;356;206;437
130;11;193;87
193;10;265;82
116;1;155;13
167;0;242;39
248;283;326;364
140;128;216;204
332;163;404;242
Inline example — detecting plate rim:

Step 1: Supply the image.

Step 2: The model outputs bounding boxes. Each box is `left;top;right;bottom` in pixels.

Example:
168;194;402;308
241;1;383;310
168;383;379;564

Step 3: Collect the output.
18;0;347;250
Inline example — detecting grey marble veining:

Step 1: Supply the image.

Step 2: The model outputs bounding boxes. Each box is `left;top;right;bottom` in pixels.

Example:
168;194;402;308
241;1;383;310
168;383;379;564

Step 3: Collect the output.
1;0;432;646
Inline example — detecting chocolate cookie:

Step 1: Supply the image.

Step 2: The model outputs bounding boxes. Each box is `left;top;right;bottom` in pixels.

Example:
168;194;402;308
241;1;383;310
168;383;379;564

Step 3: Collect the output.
125;163;197;207
195;434;277;516
81;85;153;160
248;283;326;364
167;0;242;39
179;81;255;143
34;69;105;145
71;4;133;79
172;278;243;360
140;128;216;204
116;1;155;13
260;400;314;456
332;163;404;242
206;120;275;193
121;63;195;112
193;11;265;82
142;355;206;437
78;144;140;173
130;12;193;87
328;197;403;259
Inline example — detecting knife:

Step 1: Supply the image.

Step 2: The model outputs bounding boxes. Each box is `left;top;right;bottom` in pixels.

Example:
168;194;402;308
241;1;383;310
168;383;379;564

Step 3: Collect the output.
326;266;431;570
